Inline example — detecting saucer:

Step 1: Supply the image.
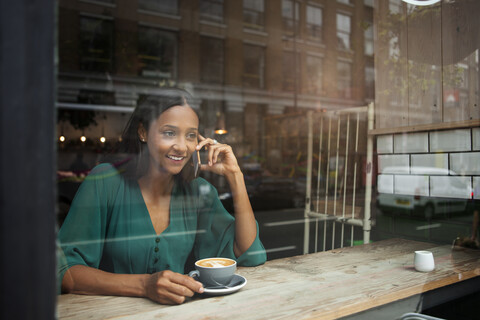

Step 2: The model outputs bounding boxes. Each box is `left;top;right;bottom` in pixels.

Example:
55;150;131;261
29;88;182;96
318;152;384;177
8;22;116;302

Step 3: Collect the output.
202;274;247;296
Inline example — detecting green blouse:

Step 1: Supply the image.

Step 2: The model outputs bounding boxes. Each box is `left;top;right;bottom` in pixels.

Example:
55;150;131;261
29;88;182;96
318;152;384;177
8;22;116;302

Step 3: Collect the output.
57;163;266;293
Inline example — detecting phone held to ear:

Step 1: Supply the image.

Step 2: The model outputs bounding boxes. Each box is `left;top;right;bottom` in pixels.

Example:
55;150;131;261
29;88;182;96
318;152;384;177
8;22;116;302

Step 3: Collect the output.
192;150;201;178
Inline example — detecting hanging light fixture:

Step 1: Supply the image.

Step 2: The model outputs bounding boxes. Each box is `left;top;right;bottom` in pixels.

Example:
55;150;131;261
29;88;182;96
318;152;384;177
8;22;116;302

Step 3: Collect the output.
59;135;66;142
214;111;228;135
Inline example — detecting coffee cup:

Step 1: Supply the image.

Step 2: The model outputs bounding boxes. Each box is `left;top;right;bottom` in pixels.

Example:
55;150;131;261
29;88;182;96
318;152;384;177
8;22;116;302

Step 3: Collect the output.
188;257;236;287
414;250;435;272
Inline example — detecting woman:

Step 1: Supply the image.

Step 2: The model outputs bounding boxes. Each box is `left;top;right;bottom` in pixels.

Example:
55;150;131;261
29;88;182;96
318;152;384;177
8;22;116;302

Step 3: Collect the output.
57;89;266;304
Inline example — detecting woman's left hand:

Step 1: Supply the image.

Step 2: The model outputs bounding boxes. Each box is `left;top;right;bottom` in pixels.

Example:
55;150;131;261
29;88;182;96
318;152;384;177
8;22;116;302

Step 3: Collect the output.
196;135;240;177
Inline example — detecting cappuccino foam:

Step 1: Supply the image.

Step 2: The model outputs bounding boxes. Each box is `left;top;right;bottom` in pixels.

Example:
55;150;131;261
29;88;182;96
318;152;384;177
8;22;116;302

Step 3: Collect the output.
197;258;235;268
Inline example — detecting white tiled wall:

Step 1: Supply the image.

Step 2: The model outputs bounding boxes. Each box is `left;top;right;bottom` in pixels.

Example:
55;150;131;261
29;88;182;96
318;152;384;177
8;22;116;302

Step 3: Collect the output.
411;154;448;174
376;127;477;200
377;174;394;194
430;176;472;199
474;177;480;199
430;129;471;152
473;128;480;151
378;155;409;173
395;175;429;196
450;152;480;175
377;135;393;154
394;132;428;154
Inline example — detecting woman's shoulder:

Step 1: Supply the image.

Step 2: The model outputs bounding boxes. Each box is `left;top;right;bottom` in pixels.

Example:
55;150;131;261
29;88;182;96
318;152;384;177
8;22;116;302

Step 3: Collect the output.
84;163;123;182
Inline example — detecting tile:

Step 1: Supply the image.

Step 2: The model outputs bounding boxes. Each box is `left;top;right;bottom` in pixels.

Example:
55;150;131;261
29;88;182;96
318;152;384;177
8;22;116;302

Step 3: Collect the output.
394;132;428;154
411;154;448;174
473;128;480;151
377;135;393;154
377;174;394;194
430;176;472;199
450;152;480;175
378;155;409;173
394;175;429;196
430;129;471;152
474;177;480;200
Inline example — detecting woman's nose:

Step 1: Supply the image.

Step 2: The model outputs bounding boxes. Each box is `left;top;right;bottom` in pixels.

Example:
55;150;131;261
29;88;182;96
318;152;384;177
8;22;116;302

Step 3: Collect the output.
173;137;188;152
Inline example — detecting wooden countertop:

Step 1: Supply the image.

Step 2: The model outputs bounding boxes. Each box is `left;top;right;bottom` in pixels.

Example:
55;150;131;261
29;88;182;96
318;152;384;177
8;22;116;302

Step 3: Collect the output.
57;238;480;319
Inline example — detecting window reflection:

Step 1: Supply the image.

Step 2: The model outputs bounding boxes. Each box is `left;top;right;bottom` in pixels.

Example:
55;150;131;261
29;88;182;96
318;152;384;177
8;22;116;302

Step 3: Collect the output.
138;26;177;79
243;0;265;30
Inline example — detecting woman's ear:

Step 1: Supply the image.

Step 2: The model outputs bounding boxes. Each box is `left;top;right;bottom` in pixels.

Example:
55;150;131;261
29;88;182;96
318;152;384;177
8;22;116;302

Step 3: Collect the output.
138;123;147;142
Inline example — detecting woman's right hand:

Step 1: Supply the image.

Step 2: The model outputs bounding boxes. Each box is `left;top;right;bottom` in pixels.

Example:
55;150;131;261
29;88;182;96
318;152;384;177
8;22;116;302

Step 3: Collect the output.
144;270;204;304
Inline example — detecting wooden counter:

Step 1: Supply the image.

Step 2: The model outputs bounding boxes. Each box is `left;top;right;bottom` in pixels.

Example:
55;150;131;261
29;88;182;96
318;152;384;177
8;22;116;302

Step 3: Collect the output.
57;239;480;319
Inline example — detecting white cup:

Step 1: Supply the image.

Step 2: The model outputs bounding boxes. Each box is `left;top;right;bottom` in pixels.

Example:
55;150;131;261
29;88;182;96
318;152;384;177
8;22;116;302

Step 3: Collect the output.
414;250;435;272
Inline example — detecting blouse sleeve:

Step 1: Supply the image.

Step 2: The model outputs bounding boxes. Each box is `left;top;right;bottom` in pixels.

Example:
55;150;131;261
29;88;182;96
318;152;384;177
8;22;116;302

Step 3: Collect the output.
193;179;267;267
56;163;120;294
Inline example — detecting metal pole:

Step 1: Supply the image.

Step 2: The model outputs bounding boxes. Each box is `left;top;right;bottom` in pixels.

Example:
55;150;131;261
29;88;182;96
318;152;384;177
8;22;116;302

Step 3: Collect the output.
363;103;375;244
304;111;313;254
341;115;350;248
351;112;360;246
332;117;341;250
324;117;332;251
315;116;324;253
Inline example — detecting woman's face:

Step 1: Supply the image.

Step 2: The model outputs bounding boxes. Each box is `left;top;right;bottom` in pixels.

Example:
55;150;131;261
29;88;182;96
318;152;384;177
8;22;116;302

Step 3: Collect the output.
140;105;199;176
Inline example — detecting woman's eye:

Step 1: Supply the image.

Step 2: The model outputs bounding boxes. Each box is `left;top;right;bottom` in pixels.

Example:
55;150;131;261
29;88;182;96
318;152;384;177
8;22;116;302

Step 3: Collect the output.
187;132;197;140
163;131;175;137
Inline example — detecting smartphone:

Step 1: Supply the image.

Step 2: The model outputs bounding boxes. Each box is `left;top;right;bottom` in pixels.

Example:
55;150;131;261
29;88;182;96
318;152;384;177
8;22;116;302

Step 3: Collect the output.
192;150;201;178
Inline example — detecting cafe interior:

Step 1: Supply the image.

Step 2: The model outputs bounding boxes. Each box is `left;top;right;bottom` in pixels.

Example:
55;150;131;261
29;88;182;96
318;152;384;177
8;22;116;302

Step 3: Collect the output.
2;0;480;319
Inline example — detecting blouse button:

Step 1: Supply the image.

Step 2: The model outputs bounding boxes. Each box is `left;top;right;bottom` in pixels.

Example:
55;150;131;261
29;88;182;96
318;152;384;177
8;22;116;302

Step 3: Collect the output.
154;258;158;264
155;237;160;243
154;247;159;252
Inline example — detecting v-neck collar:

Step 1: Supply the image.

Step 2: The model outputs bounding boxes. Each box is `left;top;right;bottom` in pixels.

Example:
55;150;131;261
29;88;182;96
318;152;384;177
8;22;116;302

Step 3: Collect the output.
135;180;179;236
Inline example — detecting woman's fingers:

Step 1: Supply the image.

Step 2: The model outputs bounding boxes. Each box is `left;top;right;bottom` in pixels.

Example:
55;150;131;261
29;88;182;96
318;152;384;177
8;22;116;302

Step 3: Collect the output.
146;271;203;305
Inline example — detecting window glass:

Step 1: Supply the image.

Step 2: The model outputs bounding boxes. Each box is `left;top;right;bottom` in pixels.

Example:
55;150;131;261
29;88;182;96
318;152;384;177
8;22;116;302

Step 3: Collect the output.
337;61;352;98
306;5;323;42
138;26;177;79
282;0;299;34
138;0;178;15
54;1;480;317
79;16;114;72
200;36;224;84
336;13;351;50
243;0;265;30
200;0;224;23
243;44;265;88
306;55;323;94
364;21;374;56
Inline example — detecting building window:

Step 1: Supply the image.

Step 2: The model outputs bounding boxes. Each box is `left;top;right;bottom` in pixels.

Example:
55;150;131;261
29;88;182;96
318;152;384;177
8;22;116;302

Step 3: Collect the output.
243;0;265;30
336;13;351;50
282;51;300;92
138;26;177;79
138;0;178;15
200;0;224;23
243;44;265;88
79;16;114;73
306;55;323;94
337;61;352;98
365;63;375;100
338;0;351;4
306;5;323;42
282;0;299;35
364;0;374;7
364;21;374;56
200;36;224;84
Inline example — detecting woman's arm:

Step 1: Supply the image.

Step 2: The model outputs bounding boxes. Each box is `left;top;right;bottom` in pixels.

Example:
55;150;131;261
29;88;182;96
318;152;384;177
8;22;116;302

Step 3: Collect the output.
196;136;257;257
62;265;203;305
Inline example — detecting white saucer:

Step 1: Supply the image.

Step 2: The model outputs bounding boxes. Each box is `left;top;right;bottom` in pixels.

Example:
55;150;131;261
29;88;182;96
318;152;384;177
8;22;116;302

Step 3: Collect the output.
202;274;247;296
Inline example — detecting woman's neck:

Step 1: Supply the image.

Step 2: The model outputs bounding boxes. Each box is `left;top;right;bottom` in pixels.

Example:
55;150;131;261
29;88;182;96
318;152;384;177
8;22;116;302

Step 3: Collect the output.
138;169;175;198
